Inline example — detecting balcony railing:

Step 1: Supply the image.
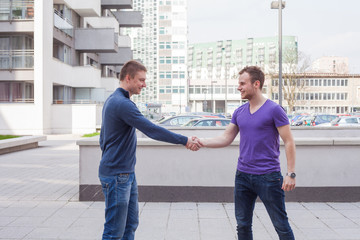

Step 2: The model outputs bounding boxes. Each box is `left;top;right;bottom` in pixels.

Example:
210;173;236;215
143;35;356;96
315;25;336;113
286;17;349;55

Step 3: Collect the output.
0;98;34;103
53;8;73;37
0;49;34;69
0;0;34;20
53;99;104;104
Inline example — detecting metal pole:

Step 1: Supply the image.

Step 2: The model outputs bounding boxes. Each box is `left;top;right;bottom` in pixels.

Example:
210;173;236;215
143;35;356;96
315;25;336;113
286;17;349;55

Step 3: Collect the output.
211;79;214;112
225;64;228;114
179;85;182;114
278;0;283;106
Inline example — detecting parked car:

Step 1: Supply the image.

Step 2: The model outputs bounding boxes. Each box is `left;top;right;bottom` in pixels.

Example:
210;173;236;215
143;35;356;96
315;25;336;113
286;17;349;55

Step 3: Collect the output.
183;118;231;127
291;115;308;126
157;115;204;126
312;114;338;126
302;116;315;126
331;116;360;126
290;114;309;126
191;112;226;118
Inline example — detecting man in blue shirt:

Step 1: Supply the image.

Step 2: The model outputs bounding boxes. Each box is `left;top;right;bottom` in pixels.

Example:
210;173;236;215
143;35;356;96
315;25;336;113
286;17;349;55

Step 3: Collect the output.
99;60;200;240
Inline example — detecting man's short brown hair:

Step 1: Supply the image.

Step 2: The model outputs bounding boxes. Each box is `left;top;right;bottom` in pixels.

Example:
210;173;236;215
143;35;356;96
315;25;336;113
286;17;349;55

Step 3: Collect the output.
239;66;265;89
120;60;147;81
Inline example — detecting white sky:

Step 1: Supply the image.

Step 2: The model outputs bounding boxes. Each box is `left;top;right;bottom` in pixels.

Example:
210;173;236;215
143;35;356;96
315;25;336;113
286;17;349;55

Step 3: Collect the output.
187;0;360;73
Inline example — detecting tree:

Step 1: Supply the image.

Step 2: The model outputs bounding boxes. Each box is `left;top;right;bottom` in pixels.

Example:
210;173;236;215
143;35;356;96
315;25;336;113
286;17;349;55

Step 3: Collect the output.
269;47;311;113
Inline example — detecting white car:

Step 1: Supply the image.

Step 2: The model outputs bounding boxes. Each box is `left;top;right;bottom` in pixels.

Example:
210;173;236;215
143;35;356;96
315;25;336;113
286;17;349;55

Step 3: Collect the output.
331;116;360;126
183;118;231;127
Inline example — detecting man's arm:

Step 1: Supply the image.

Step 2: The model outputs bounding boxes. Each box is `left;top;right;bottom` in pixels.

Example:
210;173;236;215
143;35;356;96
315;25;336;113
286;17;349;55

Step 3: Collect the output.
278;124;296;191
199;123;239;148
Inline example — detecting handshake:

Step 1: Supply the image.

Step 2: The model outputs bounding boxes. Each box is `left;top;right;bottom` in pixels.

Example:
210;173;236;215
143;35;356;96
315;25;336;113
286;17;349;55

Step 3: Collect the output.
186;136;204;151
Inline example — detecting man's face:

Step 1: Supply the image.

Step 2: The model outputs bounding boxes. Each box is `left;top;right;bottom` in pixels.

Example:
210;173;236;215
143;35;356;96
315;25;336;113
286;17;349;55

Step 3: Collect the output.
128;71;147;96
237;72;258;100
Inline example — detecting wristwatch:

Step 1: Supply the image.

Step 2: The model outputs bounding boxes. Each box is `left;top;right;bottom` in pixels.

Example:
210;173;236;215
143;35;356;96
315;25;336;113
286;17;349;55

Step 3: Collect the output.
286;172;296;179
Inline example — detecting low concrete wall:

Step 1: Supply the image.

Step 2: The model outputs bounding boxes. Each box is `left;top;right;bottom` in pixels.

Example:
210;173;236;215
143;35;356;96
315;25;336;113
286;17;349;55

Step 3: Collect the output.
77;134;360;202
137;126;360;138
0;136;47;155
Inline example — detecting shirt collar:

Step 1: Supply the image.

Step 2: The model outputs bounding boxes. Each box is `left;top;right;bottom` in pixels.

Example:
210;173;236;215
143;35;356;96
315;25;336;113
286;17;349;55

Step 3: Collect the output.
119;88;130;99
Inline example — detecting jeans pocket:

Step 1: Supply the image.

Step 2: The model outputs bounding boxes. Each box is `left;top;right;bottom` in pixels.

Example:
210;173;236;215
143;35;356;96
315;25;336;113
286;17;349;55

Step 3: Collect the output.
117;173;130;184
101;181;109;191
262;172;282;183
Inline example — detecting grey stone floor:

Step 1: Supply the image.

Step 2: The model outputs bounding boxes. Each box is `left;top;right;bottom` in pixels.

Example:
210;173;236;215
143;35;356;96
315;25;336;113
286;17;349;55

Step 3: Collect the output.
0;135;359;240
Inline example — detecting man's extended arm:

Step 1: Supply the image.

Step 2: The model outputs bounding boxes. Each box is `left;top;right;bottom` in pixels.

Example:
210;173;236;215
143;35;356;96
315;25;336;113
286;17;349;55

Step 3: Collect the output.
278;124;296;191
197;123;239;148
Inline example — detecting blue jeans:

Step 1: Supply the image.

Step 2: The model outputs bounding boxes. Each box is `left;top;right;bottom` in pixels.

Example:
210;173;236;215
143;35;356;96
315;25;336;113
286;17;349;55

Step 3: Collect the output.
99;173;139;240
234;171;294;240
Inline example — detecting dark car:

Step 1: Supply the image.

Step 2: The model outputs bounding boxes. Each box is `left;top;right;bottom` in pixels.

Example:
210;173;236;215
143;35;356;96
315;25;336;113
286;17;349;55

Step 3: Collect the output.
183;118;231;127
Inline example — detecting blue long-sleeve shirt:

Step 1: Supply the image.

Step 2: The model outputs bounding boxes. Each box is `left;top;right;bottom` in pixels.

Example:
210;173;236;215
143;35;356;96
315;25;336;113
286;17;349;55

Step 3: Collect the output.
99;88;188;176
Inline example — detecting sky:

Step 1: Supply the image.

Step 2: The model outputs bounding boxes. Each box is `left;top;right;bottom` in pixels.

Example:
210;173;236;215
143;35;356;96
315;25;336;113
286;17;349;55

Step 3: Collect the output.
187;0;360;73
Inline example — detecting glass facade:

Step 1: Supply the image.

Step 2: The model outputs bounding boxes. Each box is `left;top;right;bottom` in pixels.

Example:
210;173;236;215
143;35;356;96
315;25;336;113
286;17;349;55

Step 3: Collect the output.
0;0;34;20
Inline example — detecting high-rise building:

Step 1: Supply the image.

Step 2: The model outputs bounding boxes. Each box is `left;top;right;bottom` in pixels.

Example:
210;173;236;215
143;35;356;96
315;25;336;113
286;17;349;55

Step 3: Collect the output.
125;0;188;114
0;0;142;134
187;36;298;114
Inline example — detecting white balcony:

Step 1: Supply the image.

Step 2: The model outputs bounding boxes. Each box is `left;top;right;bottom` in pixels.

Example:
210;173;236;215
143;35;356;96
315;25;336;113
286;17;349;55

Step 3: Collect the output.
74;28;118;53
84;16;119;32
101;0;133;9
54;0;101;17
112;11;142;27
53;9;73;36
99;47;132;66
51;59;101;88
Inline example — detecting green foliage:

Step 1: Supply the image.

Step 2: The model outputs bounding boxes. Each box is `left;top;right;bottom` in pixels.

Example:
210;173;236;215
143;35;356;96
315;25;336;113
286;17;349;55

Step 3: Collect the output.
0;135;20;140
82;132;100;138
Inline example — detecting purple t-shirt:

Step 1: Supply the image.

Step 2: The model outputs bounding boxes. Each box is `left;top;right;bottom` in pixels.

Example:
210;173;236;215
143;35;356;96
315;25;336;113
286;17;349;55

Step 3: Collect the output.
231;99;289;175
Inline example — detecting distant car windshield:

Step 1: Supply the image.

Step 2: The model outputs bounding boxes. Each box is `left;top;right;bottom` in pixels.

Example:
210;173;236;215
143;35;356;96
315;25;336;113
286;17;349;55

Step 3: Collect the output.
183;120;197;126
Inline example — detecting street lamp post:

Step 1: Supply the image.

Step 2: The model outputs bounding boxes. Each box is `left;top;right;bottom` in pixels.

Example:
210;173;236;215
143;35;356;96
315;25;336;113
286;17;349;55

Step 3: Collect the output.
271;0;285;107
221;47;229;114
203;88;208;112
225;63;229;114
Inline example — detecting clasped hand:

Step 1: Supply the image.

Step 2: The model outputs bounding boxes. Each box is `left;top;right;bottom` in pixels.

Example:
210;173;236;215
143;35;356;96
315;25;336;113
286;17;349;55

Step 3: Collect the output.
186;136;203;151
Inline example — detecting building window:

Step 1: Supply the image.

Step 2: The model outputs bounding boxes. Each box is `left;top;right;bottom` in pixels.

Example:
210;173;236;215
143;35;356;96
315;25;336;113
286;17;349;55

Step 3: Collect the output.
0;0;34;20
0;35;34;69
0;81;34;103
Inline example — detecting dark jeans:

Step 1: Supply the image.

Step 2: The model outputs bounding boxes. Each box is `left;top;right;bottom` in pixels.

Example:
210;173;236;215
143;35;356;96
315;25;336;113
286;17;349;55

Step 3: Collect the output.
234;171;295;240
99;173;139;240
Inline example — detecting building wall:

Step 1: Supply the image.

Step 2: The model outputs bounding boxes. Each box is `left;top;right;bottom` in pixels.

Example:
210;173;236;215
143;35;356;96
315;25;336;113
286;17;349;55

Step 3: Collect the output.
268;74;360;114
0;0;139;134
311;56;349;74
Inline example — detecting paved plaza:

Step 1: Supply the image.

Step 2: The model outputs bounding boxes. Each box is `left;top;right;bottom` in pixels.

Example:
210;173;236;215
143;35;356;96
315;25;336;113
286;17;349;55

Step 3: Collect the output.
0;135;359;240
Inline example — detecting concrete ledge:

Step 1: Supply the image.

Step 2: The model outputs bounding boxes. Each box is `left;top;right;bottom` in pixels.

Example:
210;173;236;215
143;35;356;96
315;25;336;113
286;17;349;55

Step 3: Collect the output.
77;134;360;202
79;185;360;202
77;136;360;147
0;136;47;155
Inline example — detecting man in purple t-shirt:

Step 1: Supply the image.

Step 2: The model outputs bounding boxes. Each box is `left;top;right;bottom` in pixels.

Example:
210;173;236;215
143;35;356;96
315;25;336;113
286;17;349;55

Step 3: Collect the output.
198;66;296;240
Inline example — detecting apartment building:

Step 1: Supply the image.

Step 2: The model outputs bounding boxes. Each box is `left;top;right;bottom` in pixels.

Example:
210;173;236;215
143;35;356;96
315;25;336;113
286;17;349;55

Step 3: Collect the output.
125;0;187;114
0;0;142;134
187;36;298;114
